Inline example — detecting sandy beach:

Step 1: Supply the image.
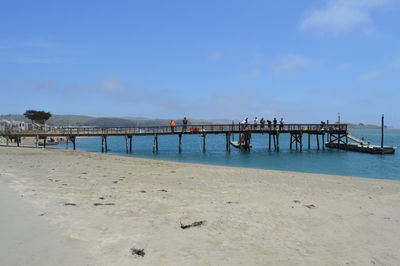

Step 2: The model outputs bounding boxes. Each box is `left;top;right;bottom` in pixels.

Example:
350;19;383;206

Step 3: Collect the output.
0;146;399;265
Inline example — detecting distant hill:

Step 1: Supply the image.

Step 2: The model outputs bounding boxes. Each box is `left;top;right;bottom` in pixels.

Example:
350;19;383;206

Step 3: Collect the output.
347;123;383;129
0;114;93;126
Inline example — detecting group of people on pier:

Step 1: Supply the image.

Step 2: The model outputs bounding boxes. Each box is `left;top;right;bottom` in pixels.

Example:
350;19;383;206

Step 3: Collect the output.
168;117;287;133
169;117;189;132
241;117;284;131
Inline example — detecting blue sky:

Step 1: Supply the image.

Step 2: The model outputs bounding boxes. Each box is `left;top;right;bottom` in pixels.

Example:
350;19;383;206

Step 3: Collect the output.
1;0;399;126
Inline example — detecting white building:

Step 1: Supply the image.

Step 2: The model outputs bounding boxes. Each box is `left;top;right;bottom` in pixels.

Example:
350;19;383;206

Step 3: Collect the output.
11;120;28;131
0;120;11;132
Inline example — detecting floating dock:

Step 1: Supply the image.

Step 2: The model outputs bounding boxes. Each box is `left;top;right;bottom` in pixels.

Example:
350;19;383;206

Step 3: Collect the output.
326;134;395;154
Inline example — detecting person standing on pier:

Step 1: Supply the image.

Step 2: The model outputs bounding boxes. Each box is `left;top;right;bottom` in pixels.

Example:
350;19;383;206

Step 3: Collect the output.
260;118;265;129
279;118;284;131
182;117;188;132
240;118;248;130
267;119;272;130
169;120;176;132
253;117;259;129
273;118;277;129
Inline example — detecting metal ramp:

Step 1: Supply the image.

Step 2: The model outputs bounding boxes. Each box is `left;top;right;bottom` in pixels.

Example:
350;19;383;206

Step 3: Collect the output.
347;134;366;144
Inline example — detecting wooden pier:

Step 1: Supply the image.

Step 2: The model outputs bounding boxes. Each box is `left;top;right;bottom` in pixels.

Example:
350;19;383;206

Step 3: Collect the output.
0;123;394;154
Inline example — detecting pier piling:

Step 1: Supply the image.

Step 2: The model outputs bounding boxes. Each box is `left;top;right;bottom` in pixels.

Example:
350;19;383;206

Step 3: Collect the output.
268;134;271;150
225;133;231;152
202;134;206;152
153;134;159;153
178;134;182;153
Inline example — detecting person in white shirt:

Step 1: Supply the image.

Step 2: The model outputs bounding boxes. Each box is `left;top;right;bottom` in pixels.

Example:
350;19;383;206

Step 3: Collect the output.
253;117;259;129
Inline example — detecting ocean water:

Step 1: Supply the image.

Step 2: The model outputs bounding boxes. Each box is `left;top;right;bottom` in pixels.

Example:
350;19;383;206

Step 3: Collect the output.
54;129;400;180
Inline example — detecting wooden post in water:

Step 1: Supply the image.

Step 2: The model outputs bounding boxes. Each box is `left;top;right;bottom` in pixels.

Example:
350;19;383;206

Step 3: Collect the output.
300;133;303;152
308;134;310;150
273;134;276;151
381;114;384;150
316;134;320;150
244;133;250;151
101;136;104;152
178;134;182;153
66;137;69;149
268;134;271;150
43;136;47;148
153;134;159;153
129;136;133;153
322;134;325;151
226;133;230;152
104;136;107;152
125;135;129;153
276;133;280;152
202;134;206;152
290;134;293;150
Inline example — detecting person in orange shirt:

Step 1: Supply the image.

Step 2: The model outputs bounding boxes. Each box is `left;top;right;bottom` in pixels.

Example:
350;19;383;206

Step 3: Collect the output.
169;120;176;132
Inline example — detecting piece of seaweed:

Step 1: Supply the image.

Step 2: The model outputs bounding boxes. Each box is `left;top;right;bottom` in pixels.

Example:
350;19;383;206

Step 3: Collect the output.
180;220;206;229
131;248;145;257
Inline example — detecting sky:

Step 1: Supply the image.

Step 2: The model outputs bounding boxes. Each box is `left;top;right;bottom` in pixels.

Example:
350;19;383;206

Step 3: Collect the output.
0;0;399;126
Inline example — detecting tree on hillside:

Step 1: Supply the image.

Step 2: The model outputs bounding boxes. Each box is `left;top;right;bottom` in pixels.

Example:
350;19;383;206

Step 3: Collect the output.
24;110;52;124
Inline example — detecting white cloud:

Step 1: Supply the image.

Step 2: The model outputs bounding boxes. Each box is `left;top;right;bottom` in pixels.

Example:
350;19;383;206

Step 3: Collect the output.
359;70;382;80
301;0;390;35
100;76;126;93
239;54;266;79
273;54;320;72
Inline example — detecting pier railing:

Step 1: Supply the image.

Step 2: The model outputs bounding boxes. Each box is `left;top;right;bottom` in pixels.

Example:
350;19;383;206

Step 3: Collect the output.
1;123;348;136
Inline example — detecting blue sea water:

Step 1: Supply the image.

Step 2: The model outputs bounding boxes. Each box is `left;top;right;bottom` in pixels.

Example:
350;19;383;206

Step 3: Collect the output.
54;129;400;180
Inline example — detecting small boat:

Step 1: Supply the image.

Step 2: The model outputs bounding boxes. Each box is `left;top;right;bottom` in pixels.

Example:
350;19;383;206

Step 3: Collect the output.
230;141;253;149
38;141;59;146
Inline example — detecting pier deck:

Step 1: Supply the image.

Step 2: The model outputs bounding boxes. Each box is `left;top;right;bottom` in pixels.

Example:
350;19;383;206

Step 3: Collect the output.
1;123;347;137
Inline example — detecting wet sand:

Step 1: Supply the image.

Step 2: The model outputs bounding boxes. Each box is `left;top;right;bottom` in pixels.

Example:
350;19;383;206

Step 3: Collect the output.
0;146;399;265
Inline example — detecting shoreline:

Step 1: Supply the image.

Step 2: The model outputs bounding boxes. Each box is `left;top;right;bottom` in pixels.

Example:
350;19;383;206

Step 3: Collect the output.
1;146;400;265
